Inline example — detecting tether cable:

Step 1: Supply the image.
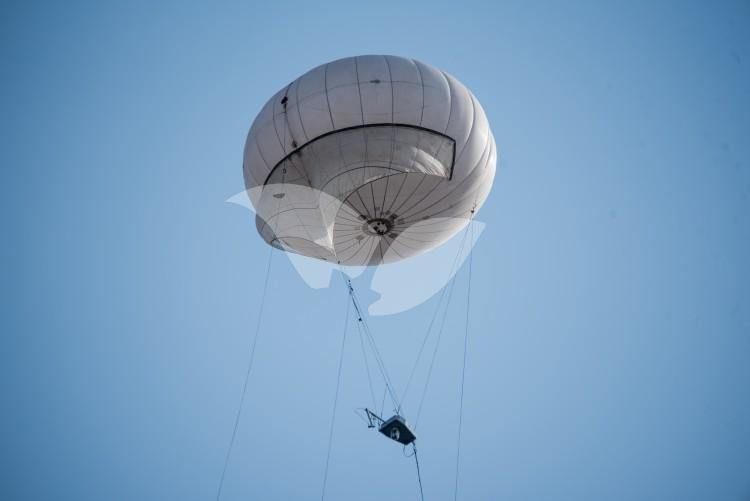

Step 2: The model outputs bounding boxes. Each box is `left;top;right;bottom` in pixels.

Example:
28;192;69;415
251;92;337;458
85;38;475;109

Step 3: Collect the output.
454;213;475;501
215;154;288;500
413;443;426;501
414;268;458;430
402;220;473;414
356;314;378;411
320;287;351;501
214;245;274;501
344;276;401;412
414;219;474;430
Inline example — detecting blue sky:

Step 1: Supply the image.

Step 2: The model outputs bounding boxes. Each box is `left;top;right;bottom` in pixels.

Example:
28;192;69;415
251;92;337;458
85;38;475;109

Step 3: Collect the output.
2;1;749;500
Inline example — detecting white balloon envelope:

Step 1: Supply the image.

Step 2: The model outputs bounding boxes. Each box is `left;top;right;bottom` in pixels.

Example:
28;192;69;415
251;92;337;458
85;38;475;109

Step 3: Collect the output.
243;55;496;265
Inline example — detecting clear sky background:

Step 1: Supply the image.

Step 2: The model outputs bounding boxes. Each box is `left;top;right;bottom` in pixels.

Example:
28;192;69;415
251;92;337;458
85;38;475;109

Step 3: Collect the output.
2;1;749;500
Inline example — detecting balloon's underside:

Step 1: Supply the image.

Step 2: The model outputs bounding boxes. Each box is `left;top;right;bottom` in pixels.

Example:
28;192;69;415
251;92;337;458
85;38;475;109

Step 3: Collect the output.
254;124;474;265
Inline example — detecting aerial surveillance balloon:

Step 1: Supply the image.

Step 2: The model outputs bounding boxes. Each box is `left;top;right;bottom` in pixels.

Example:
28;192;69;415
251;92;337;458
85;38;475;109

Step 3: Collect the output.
243;55;496;265
224;56;495;501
